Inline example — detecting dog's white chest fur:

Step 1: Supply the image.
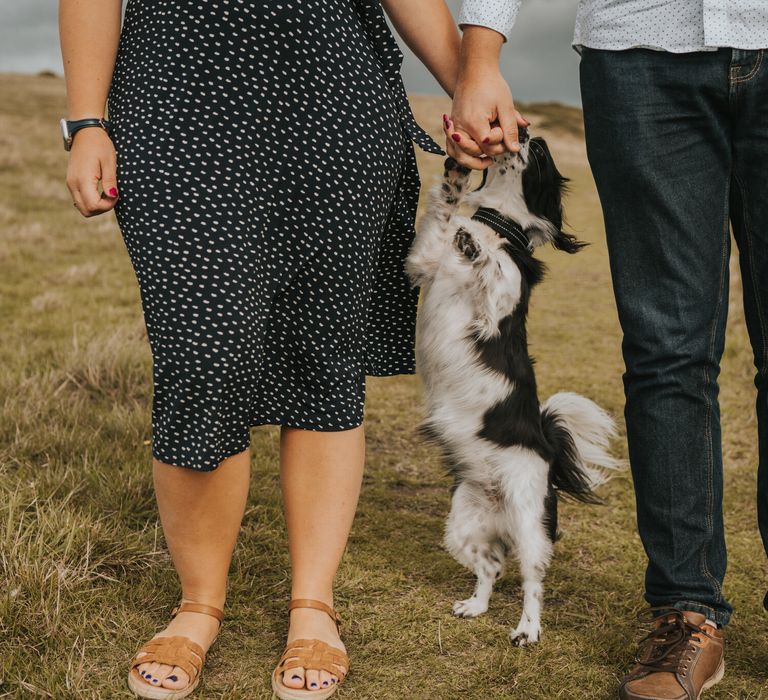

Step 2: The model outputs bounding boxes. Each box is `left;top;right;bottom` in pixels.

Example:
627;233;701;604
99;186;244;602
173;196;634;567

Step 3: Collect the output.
415;235;517;438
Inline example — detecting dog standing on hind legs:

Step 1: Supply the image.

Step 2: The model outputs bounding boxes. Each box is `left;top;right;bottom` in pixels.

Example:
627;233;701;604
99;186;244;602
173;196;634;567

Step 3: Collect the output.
406;128;620;646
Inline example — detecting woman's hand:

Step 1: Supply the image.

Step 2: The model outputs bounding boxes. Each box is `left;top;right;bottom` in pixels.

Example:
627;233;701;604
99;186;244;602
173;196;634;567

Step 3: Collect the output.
60;0;122;215
66;128;119;217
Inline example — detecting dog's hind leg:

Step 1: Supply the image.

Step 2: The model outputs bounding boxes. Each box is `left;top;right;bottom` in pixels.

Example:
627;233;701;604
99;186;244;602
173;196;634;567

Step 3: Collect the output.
444;481;506;619
501;454;553;646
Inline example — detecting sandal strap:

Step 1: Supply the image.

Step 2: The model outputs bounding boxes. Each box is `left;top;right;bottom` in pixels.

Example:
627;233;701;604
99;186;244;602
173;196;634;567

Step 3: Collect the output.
130;636;206;682
288;599;341;630
171;601;224;626
275;639;349;680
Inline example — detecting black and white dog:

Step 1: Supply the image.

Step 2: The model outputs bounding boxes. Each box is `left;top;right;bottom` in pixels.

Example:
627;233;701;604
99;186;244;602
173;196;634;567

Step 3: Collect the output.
406;129;619;646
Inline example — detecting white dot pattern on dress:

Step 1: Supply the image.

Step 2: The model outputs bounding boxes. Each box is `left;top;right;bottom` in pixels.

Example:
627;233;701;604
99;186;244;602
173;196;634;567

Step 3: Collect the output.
458;0;768;52
108;0;443;471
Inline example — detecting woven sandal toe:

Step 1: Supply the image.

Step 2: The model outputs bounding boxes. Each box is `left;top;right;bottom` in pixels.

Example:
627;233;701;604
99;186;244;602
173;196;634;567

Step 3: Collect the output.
127;601;224;700
271;599;349;700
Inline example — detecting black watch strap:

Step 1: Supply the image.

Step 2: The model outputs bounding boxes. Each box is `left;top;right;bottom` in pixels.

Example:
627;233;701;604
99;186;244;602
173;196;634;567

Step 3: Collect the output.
60;118;112;151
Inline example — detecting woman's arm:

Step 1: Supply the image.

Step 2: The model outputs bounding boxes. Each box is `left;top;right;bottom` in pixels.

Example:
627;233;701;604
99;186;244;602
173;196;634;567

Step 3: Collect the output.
59;0;122;217
381;0;461;97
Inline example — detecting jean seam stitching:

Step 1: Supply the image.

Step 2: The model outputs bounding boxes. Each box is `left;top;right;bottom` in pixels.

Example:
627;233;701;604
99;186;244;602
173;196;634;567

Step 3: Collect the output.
734;171;768;376
698;178;730;601
731;49;764;84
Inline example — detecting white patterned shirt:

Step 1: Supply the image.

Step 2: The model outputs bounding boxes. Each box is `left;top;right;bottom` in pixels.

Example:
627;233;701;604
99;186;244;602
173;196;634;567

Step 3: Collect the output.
458;0;768;52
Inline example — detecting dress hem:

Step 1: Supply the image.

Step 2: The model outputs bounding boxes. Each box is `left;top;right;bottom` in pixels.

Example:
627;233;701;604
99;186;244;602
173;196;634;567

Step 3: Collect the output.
150;368;416;471
152;441;251;473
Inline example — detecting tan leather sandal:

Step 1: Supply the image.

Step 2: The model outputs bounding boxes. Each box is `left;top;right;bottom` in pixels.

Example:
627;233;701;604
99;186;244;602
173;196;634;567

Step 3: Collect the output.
271;599;349;700
127;601;224;700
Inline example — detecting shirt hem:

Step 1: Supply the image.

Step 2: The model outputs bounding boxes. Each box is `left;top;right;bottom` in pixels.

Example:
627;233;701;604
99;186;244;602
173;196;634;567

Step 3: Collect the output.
573;39;768;54
572;41;721;54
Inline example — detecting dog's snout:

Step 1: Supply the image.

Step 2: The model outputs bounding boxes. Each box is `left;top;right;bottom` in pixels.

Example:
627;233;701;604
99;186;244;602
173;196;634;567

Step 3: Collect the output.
518;126;529;144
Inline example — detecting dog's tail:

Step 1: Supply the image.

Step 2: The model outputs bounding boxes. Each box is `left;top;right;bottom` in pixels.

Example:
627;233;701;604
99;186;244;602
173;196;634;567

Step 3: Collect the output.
540;392;621;504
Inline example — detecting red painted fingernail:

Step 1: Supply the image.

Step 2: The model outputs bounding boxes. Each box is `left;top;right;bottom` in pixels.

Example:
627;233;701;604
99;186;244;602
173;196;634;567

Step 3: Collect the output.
108;187;118;197
483;137;490;144
442;113;448;121
523;118;531;126
451;133;461;142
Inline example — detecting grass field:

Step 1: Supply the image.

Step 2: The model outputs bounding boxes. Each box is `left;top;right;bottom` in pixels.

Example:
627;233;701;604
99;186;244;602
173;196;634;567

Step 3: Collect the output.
1;74;767;699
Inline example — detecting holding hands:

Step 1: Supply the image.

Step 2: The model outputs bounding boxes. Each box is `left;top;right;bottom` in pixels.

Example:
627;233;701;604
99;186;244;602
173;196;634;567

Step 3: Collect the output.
445;25;528;170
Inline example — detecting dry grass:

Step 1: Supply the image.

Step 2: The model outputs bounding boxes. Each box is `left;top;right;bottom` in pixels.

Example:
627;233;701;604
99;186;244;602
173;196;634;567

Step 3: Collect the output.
1;75;766;699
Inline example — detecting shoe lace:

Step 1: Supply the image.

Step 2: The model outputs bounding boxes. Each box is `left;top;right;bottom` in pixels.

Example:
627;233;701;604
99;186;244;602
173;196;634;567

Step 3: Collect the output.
633;608;713;677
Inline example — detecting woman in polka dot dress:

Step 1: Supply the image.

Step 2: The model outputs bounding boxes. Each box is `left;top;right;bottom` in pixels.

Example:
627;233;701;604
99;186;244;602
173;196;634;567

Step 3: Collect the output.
60;0;463;697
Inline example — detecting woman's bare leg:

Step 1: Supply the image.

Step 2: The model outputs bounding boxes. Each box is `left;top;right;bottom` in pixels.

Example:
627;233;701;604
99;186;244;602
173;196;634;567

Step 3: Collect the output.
135;449;251;692
280;426;365;691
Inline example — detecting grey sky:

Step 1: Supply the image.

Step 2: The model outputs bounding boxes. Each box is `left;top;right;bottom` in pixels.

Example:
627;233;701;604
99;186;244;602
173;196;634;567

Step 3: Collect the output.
0;0;581;104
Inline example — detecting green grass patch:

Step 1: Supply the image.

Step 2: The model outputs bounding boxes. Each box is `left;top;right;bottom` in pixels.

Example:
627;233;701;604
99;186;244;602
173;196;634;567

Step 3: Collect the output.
1;75;766;699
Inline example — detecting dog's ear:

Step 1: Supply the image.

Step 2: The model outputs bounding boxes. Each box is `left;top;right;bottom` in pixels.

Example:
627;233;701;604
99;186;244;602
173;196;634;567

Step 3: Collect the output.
522;137;587;254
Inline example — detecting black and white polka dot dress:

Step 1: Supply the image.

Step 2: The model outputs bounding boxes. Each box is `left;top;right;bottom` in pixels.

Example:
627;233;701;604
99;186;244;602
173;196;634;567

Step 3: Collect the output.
107;0;443;471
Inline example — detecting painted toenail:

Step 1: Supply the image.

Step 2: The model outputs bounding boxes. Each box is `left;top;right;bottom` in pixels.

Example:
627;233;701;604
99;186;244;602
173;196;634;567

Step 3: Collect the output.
145;674;152;679
292;675;301;680
311;683;318;688
152;679;159;684
168;675;178;682
323;681;329;686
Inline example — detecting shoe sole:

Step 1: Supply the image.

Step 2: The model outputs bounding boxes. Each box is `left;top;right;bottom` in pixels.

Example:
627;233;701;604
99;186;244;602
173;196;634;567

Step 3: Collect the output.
698;658;725;699
620;658;725;700
271;673;339;700
128;670;201;699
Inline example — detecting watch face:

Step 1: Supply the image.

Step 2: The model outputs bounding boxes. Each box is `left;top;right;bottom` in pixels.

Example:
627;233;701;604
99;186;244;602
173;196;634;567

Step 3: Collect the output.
60;118;72;151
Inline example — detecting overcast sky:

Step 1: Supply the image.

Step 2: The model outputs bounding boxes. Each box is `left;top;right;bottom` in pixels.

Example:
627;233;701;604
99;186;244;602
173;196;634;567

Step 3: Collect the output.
0;0;581;104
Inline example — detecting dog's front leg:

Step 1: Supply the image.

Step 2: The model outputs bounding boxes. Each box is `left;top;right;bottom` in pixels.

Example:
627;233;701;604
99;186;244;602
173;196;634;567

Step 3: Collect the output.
405;161;471;287
405;217;451;287
457;234;520;341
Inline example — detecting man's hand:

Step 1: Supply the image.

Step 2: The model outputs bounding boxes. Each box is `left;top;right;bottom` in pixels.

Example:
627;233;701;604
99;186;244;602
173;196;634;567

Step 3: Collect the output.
447;25;528;170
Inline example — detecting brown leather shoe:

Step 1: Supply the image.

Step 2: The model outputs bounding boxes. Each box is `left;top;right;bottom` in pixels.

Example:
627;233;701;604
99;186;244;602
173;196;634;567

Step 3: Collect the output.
619;609;724;700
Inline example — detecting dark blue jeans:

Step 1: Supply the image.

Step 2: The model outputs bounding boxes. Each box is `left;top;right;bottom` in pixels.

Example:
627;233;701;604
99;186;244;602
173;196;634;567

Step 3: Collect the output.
580;47;768;626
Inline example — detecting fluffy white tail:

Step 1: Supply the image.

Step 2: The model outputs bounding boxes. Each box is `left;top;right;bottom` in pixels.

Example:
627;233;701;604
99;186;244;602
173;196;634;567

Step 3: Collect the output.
540;391;622;499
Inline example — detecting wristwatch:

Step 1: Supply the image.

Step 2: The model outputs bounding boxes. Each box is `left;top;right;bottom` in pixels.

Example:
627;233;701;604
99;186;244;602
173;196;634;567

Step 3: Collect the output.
60;117;112;151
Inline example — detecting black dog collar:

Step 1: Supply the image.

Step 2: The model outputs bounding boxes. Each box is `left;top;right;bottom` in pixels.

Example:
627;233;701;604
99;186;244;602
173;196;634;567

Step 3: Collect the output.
471;207;533;252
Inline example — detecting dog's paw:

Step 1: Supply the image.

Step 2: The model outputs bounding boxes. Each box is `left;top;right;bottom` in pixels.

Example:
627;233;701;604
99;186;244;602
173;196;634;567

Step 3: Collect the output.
452;597;488;618
510;619;541;647
454;228;480;261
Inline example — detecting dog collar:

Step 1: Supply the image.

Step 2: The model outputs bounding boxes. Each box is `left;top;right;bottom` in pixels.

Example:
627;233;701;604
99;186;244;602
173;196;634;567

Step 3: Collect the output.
471;207;533;252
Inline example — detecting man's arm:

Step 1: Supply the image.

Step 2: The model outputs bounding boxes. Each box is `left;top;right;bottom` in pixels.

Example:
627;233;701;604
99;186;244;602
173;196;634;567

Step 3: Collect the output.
447;1;527;169
457;0;520;43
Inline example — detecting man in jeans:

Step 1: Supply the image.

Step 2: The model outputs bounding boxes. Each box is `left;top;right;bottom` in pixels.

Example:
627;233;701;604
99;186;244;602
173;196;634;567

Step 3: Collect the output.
449;1;768;697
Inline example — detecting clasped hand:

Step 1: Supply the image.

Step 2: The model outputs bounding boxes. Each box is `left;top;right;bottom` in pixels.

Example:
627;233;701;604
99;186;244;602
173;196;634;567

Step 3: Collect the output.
444;61;528;170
